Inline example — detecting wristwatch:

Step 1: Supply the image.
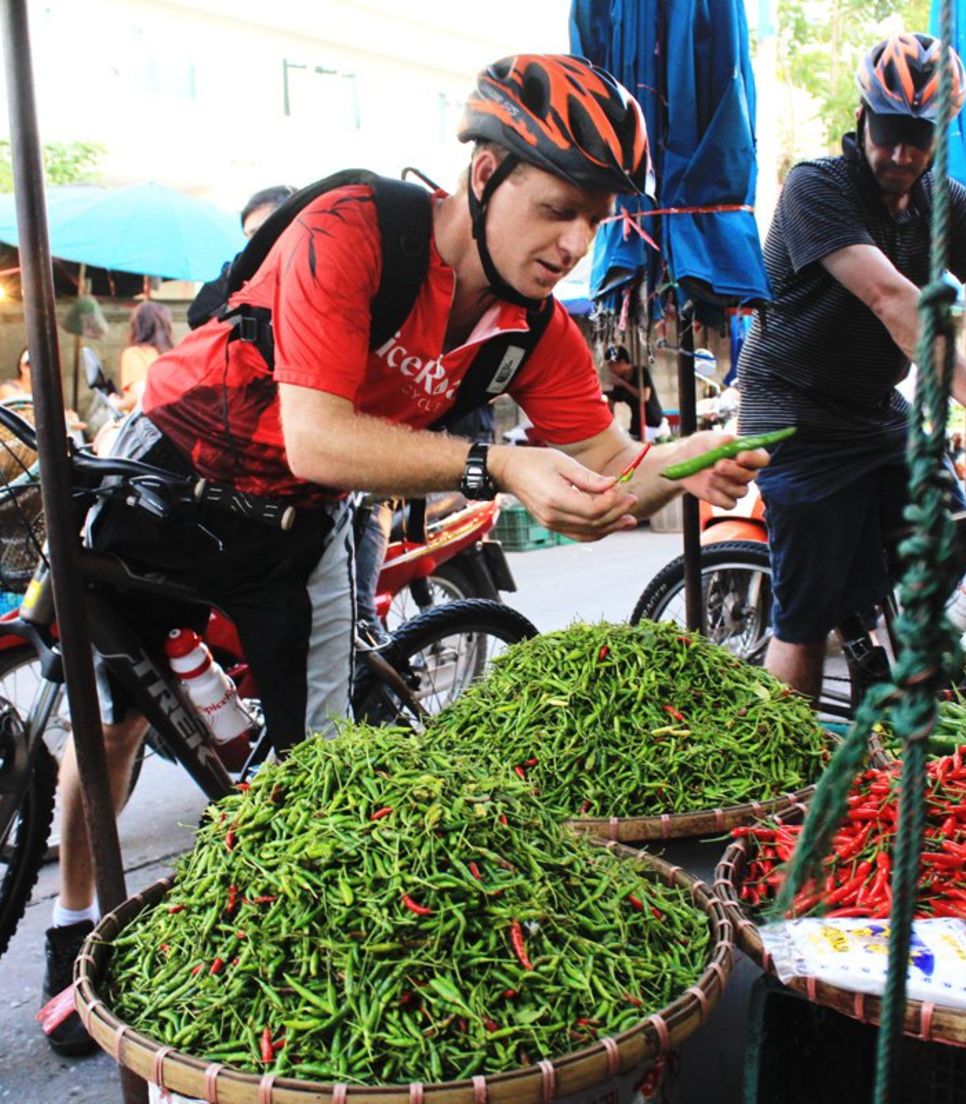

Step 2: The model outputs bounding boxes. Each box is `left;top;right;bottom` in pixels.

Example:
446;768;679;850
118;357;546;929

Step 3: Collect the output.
459;442;498;500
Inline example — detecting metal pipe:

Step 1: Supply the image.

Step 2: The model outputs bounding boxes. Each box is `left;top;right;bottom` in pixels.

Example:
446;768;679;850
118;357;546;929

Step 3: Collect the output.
0;4;144;1100
675;304;705;633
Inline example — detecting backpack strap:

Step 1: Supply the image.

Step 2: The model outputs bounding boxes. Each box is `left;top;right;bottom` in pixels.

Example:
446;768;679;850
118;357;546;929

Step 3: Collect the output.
430;298;557;433
219;171;432;368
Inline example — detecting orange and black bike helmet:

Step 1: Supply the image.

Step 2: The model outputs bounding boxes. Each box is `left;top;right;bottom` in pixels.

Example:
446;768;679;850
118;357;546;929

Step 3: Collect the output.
457;54;652;308
856;32;965;121
458;54;652;196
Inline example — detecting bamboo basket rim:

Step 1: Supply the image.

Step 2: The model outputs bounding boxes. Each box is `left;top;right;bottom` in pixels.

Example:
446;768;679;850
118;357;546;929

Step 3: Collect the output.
712;808;966;1048
569;785;814;843
567;728;892;843
74;850;734;1103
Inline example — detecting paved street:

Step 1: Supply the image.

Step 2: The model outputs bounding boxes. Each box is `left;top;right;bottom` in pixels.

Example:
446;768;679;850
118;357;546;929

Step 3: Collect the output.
0;523;746;1104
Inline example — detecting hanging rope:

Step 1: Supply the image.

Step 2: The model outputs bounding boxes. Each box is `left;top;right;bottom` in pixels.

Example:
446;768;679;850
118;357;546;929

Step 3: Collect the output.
769;5;963;1101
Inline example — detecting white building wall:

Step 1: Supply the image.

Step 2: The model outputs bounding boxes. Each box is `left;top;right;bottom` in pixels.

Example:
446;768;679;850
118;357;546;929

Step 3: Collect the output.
3;0;570;211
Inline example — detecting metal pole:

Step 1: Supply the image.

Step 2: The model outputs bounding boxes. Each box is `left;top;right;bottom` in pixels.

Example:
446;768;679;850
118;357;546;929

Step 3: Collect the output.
676;304;705;633
0;4;145;1101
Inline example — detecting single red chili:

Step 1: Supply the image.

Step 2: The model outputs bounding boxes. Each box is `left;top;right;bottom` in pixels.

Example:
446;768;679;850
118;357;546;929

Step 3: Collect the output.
597;645;610;662
234;782;250;791
509;920;534;971
167;903;185;914
502;988;518;999
513;765;527;780
468;861;484;881
369;806;393;821
190;963;203;977
662;704;685;722
260;1026;274;1064
402;894;433;917
225;828;237;852
626;894;645;911
225;884;239;916
498;813;509;826
210;957;225;975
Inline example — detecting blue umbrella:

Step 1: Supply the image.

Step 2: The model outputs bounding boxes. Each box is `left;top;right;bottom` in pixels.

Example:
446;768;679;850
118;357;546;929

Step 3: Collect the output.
931;0;966;185
570;0;770;314
0;182;244;281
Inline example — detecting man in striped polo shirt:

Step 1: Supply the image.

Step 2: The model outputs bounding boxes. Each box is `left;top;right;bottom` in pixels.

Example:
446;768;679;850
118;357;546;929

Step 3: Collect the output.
737;32;966;699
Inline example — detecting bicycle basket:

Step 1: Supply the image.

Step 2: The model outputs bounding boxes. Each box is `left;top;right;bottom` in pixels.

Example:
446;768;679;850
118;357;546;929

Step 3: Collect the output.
0;475;45;592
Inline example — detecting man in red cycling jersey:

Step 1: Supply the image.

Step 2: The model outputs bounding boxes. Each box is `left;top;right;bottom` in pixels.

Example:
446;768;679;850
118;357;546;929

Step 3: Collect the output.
45;54;768;1054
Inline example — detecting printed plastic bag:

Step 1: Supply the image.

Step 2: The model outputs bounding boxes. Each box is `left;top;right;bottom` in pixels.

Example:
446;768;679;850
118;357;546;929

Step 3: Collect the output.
760;917;966;1008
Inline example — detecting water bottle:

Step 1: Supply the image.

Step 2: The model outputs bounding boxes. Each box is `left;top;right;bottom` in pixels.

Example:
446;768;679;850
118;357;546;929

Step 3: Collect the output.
164;628;252;772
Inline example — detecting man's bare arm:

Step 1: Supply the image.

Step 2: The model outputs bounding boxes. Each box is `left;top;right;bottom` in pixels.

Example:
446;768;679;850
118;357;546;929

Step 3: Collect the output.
822;243;966;404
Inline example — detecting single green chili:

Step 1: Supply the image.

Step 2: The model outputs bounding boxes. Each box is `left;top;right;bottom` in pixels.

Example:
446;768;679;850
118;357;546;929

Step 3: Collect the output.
660;425;797;480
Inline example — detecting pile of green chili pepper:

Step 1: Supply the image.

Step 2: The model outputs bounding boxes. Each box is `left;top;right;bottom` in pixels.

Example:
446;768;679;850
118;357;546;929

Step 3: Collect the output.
427;620;829;819
106;724;710;1084
876;686;966;759
735;751;966;920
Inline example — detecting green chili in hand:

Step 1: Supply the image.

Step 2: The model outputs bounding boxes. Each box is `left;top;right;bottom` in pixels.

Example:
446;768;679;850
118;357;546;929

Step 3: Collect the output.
660;426;797;480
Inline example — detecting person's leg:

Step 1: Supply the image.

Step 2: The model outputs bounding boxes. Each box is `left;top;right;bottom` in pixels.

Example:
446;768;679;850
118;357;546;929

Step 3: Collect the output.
43;710;147;1056
224;506;355;752
761;468;888;700
764;637;828;700
56;711;148;911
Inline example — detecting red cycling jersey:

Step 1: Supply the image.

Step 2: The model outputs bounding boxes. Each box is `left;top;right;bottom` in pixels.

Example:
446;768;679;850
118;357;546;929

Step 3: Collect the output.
144;184;611;503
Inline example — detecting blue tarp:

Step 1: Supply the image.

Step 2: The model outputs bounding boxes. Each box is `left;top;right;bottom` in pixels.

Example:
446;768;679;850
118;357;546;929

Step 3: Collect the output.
931;0;966;184
570;0;771;312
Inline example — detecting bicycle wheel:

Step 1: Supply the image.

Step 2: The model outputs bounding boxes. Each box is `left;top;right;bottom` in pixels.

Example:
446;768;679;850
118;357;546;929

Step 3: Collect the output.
353;599;538;725
631;540;857;719
0;703;57;959
386;558;502;630
631;540;773;663
0;646;147;863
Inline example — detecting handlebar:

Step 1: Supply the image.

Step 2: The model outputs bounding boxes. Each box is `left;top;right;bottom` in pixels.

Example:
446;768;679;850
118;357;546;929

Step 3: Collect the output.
0;403;295;531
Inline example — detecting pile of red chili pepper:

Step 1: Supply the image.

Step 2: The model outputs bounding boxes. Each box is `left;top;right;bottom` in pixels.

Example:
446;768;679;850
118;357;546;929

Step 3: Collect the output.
429;620;830;818
735;749;966;920
106;724;711;1085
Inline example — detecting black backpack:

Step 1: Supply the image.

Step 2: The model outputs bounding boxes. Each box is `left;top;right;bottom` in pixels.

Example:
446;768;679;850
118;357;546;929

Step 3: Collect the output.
187;169;554;431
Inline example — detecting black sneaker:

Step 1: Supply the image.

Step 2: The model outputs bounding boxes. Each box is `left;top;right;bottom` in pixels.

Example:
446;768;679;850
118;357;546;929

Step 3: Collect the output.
42;920;98;1056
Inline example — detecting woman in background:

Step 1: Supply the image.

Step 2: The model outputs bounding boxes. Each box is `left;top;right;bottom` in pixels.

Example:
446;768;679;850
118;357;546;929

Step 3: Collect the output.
0;346;30;400
118;301;173;412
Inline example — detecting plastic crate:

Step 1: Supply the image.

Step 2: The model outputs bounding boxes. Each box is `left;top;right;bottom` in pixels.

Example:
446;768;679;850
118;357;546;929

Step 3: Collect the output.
744;975;966;1104
492;503;557;552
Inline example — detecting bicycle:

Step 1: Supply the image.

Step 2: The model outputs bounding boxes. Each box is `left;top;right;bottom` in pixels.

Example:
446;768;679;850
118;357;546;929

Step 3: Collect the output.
629;517;966;722
0;402;537;961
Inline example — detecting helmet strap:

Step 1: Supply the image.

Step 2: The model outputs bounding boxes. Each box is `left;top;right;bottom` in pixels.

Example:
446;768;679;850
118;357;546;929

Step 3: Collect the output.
466;153;545;311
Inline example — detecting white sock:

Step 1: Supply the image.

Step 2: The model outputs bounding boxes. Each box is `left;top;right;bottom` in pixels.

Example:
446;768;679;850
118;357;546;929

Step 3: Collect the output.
51;899;99;928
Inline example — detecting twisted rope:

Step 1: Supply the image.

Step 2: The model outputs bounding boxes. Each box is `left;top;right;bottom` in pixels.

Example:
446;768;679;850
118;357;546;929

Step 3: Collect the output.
770;6;963;1100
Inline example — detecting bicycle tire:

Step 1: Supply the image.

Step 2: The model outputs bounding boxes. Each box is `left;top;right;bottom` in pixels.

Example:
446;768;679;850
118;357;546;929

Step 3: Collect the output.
353;598;538;726
631;540;773;663
0;710;57;959
631;540;857;719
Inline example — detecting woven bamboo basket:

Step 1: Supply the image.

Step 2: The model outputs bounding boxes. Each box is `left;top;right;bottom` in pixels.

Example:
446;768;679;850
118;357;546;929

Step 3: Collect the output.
713;811;966;1047
74;848;734;1104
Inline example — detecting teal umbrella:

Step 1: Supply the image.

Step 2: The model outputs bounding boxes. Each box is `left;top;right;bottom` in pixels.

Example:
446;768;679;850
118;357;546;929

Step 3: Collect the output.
0;181;243;280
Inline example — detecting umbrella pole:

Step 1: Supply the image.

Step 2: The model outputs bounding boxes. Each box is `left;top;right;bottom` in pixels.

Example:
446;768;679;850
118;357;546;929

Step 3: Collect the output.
675;305;705;633
70;262;85;411
0;4;144;1102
